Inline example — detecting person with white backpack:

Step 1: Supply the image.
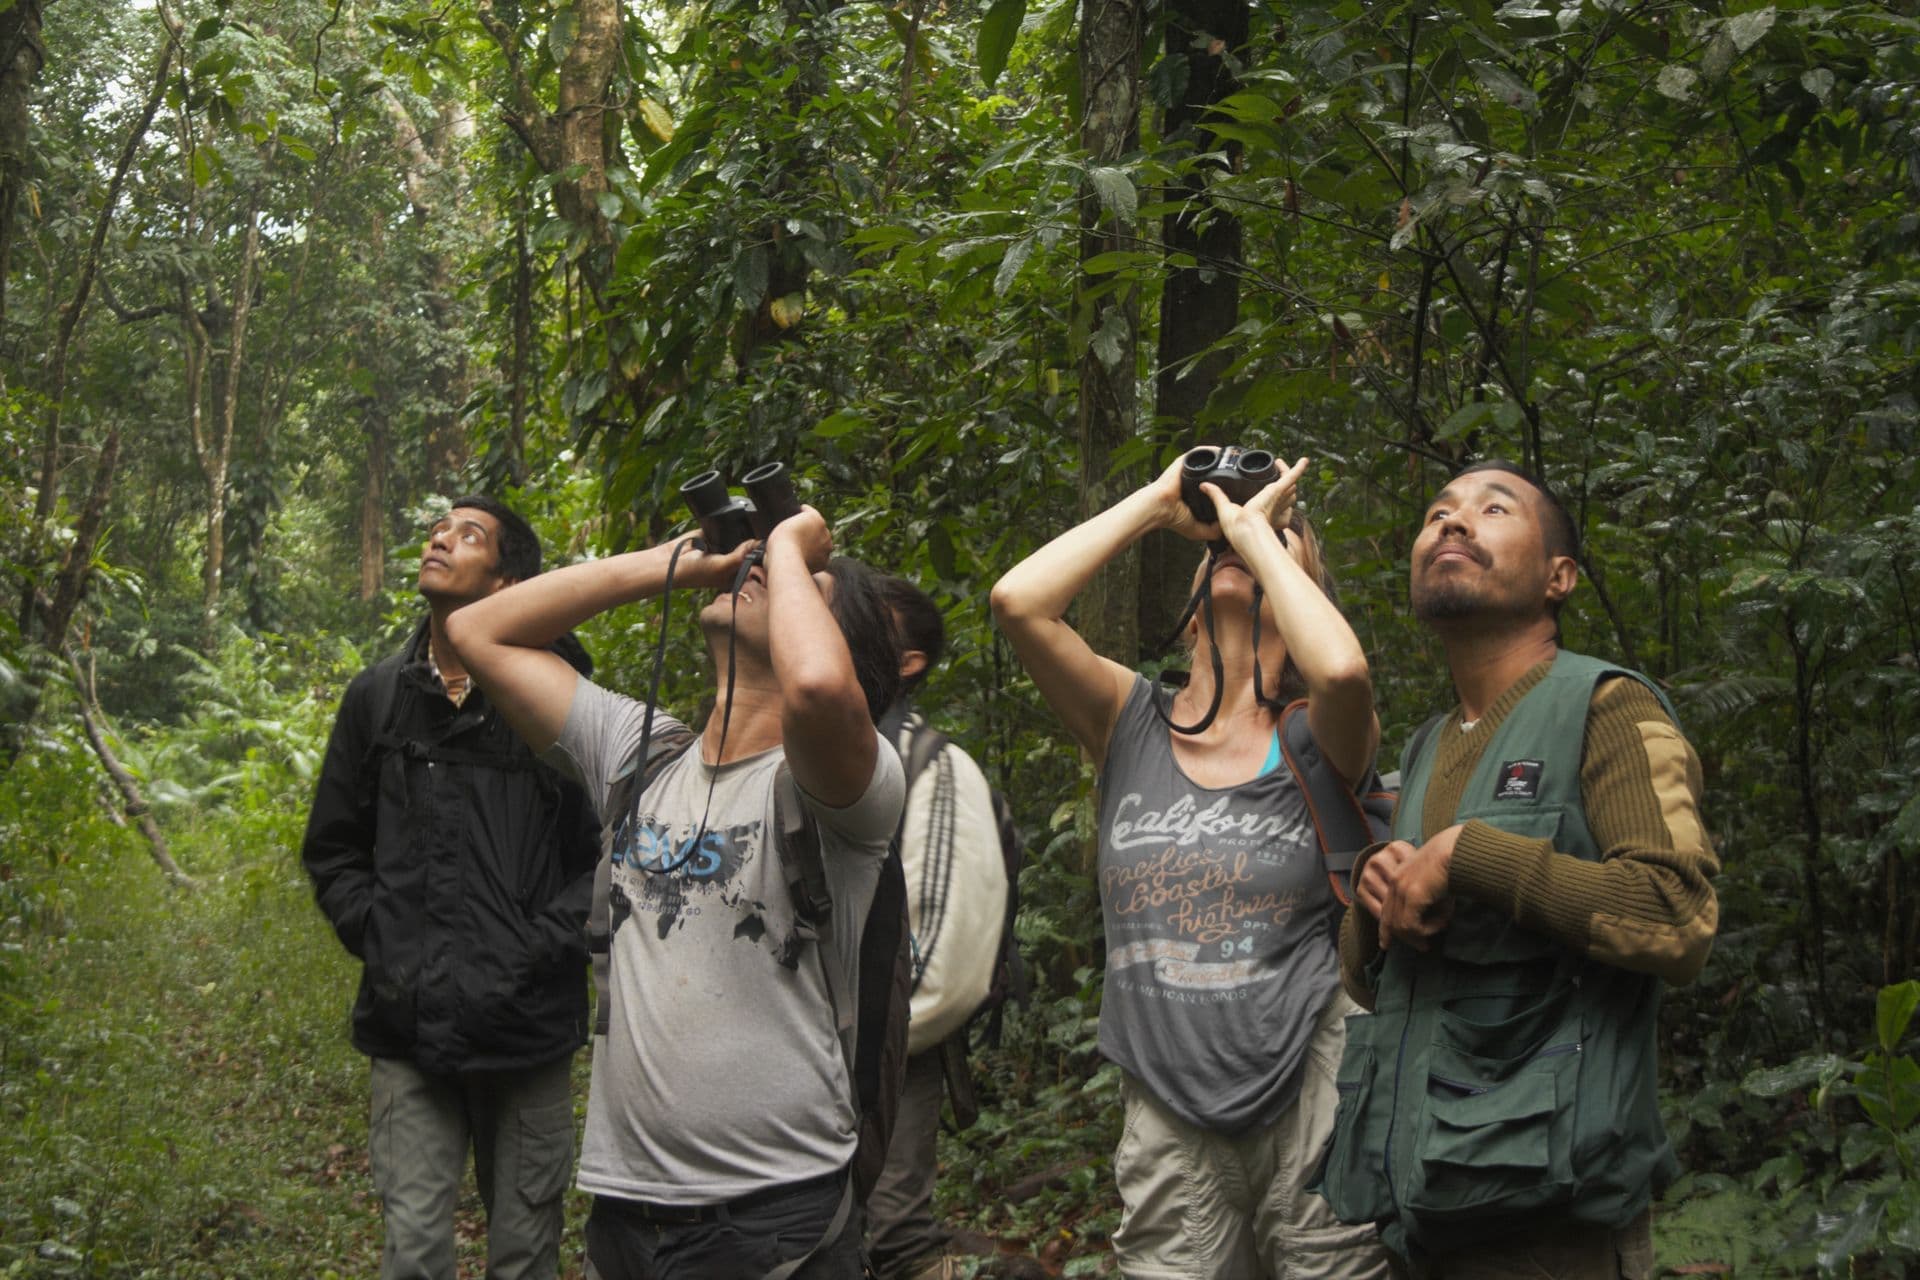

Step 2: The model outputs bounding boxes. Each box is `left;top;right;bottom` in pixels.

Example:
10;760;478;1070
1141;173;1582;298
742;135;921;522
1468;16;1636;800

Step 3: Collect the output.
866;576;1017;1280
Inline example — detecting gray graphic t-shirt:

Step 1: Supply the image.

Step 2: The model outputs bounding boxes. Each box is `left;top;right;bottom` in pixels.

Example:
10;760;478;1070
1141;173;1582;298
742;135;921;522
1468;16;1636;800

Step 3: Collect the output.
1097;676;1340;1133
547;678;904;1203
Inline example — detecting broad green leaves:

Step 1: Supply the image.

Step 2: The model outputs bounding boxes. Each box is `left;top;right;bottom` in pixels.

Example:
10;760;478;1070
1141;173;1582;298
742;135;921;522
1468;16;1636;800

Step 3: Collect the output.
977;0;1026;89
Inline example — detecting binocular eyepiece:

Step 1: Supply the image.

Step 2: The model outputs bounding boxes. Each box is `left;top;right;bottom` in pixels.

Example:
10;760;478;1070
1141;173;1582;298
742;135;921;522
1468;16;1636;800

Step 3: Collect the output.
679;461;802;555
1179;445;1278;526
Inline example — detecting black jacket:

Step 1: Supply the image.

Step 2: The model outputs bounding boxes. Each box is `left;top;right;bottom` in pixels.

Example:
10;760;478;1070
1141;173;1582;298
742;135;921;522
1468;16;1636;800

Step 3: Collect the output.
301;619;600;1072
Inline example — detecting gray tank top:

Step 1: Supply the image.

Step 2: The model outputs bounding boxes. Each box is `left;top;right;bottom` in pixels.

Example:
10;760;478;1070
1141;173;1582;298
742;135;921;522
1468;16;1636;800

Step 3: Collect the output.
1096;676;1340;1133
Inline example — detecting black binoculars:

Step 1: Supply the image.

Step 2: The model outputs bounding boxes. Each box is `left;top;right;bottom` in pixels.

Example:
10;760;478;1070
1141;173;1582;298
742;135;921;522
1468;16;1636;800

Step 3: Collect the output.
679;462;802;555
1179;445;1278;526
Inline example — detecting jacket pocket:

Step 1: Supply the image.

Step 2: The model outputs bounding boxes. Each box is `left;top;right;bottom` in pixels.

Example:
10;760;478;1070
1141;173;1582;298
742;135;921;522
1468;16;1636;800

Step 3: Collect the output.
1315;1019;1397;1225
1403;1031;1581;1223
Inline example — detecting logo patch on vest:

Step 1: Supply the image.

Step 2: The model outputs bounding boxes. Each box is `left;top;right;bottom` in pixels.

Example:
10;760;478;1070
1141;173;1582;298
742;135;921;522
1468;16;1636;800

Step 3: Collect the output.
1495;760;1543;801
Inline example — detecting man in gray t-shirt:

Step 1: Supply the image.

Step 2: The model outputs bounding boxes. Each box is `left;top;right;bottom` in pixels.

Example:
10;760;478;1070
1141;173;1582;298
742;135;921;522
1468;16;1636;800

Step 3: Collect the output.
446;503;905;1280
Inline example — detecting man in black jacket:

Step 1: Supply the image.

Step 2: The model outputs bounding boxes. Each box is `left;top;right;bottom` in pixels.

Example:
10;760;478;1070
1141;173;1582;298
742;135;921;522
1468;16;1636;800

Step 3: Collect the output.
303;496;599;1280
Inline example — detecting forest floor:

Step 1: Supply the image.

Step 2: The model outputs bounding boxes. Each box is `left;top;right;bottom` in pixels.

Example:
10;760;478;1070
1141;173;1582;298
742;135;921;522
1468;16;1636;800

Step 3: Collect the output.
0;844;1113;1278
0;798;1835;1277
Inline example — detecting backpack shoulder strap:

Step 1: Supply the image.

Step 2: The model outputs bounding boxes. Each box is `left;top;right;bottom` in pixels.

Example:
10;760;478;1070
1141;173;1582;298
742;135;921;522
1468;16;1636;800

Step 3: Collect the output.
363;645;537;771
1277;698;1376;906
772;764;863;1140
360;650;410;763
900;725;949;798
588;723;696;1037
774;765;846;1025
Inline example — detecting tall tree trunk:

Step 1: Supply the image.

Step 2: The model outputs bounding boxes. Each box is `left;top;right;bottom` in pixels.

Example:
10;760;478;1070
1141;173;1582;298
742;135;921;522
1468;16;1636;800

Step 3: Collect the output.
477;0;622;262
383;88;469;490
1075;0;1144;666
40;426;122;648
1142;0;1247;651
477;0;629;413
192;203;261;652
0;0;46;335
24;32;172;606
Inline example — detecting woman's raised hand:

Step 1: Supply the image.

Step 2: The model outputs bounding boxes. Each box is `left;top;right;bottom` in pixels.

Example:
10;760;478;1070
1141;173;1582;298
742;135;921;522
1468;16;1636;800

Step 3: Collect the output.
1146;450;1220;543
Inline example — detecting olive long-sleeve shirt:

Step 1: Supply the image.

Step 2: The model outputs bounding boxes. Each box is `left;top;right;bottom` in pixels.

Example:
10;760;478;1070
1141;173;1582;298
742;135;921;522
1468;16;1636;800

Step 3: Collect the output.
1340;661;1720;1008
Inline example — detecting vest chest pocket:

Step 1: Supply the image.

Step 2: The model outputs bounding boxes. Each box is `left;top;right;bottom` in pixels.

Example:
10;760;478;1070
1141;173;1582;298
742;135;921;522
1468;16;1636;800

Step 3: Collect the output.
1402;1032;1582;1225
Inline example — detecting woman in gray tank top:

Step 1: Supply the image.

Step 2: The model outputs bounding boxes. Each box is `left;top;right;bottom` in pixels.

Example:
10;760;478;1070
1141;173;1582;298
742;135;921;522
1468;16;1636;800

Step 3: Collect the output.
990;450;1392;1279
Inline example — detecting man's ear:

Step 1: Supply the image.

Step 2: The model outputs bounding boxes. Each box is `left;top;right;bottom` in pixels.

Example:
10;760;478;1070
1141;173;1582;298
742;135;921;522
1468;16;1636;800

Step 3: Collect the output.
1544;555;1578;606
900;649;930;682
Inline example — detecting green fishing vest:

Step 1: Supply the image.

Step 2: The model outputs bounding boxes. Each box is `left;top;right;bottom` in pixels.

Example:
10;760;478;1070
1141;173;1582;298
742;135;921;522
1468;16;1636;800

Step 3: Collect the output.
1318;651;1680;1257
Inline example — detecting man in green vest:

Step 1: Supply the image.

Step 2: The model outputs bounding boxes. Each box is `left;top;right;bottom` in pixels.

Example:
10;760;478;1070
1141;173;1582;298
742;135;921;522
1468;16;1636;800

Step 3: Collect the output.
1319;461;1719;1278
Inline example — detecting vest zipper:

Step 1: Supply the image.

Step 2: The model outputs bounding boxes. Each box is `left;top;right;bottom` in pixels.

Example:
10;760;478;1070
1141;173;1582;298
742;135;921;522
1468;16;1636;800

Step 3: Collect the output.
1385;963;1416;1218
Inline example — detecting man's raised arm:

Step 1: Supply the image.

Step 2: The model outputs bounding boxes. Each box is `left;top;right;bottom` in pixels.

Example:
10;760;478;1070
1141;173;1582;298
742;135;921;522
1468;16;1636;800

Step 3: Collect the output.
448;536;747;753
762;510;879;809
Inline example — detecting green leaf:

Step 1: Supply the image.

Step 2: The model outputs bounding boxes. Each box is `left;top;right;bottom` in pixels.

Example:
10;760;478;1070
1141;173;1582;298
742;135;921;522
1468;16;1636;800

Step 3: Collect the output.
1814;1196;1883;1274
928;519;958;580
977;0;1025;90
1239;369;1321;419
732;244;768;311
569;369;608;417
1725;8;1776;54
994;234;1035;296
548;6;579;64
1090;305;1128;369
1892;796;1920;855
1436;401;1492;441
189;148;212;187
813;411;866;439
1656;65;1698;102
1743;1053;1853;1098
1892;1182;1920;1250
1147;54;1190;110
193;17;223;42
1473;62;1536;113
1855;1051;1920;1131
1877;981;1920;1053
1087;166;1136;223
1080;250;1159;275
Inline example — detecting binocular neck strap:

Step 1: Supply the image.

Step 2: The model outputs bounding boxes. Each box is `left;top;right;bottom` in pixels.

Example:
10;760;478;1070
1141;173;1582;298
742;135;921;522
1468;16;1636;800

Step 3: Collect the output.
632;538;691;873
631;544;758;878
1150;551;1226;737
1250;582;1273;709
1148;550;1277;737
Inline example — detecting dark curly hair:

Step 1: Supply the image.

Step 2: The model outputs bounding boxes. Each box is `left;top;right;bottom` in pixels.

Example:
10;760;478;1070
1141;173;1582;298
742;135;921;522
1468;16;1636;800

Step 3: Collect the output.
874;574;946;696
448;494;541;583
823;558;903;723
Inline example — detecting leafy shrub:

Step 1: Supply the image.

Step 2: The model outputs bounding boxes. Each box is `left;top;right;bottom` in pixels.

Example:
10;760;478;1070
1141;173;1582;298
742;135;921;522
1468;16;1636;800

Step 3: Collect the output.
1660;981;1920;1277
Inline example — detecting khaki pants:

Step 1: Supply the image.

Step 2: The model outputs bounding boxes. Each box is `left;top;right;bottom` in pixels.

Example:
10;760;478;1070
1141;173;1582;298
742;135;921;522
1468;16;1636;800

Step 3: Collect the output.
369;1056;575;1280
1111;996;1393;1280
